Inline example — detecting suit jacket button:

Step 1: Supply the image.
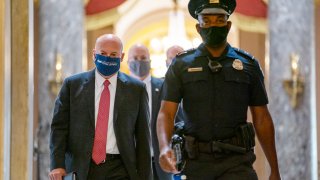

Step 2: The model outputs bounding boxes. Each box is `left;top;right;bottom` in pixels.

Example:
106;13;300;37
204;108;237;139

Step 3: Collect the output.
87;151;91;157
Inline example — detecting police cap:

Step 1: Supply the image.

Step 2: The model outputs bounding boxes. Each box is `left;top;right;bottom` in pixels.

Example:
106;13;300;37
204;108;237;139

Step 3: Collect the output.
188;0;236;19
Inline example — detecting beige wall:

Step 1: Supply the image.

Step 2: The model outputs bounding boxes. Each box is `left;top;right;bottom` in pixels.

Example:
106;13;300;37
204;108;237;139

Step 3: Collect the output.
0;0;4;178
239;30;266;70
239;30;268;180
10;0;31;178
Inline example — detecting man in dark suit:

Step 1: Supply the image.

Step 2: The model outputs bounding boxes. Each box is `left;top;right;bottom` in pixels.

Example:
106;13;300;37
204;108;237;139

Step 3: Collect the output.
49;34;152;180
127;43;172;180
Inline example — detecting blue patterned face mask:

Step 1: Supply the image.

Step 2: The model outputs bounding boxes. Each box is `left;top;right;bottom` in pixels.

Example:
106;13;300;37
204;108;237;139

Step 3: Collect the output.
94;54;121;76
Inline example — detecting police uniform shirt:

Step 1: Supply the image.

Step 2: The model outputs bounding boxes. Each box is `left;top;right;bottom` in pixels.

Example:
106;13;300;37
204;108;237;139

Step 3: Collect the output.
162;43;268;141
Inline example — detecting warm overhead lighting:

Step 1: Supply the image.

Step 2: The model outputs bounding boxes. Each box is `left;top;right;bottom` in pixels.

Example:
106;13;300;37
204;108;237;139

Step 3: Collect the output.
283;53;304;108
150;0;201;78
49;51;64;96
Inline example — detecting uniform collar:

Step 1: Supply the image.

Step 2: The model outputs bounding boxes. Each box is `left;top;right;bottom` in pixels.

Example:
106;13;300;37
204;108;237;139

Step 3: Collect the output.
225;45;240;59
194;43;240;60
194;43;210;57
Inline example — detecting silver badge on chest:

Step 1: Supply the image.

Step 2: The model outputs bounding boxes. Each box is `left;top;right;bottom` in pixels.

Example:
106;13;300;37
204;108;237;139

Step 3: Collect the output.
232;59;243;70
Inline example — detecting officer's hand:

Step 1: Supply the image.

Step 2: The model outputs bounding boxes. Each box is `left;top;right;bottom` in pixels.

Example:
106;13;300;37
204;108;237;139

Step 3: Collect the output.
49;168;66;180
159;146;179;174
269;171;281;180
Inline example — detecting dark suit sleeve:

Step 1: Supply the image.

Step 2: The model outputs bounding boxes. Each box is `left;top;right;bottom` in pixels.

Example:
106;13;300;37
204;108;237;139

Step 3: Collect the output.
49;78;70;170
135;85;152;180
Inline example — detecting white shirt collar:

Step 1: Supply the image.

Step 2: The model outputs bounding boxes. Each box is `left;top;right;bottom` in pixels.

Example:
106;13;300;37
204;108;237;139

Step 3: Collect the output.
95;70;118;88
142;74;151;84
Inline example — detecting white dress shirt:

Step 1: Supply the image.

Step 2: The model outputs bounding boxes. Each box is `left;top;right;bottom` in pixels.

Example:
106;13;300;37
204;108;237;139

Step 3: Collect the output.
95;70;119;154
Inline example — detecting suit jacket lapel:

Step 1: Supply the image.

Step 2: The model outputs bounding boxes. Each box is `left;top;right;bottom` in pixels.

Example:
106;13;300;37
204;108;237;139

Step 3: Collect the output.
113;72;127;125
82;69;95;128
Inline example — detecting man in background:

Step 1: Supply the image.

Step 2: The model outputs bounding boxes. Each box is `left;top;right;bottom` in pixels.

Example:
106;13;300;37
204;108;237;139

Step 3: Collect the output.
166;45;184;68
128;43;172;180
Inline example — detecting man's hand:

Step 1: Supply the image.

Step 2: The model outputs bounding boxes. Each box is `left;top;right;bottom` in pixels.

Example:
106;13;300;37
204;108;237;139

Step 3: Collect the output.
157;101;180;174
159;146;179;174
49;168;66;180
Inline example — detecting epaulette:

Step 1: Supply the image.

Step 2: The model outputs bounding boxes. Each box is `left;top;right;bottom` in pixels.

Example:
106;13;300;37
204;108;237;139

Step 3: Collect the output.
176;48;195;57
233;48;256;62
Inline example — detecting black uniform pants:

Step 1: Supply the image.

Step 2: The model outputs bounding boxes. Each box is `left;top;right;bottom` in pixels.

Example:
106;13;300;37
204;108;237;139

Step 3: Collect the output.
182;151;258;180
87;154;129;180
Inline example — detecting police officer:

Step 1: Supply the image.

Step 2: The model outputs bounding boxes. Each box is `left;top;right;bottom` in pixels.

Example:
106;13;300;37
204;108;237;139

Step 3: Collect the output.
156;0;281;179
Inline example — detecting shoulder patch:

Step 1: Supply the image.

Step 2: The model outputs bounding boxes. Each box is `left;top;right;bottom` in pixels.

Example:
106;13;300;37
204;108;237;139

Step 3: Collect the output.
233;48;256;62
176;48;195;57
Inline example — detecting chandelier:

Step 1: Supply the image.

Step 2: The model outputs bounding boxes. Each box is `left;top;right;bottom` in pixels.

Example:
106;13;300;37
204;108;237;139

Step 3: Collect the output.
149;0;201;77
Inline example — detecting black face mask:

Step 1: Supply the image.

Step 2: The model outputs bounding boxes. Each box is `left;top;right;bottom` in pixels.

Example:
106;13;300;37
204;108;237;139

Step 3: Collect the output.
199;25;229;48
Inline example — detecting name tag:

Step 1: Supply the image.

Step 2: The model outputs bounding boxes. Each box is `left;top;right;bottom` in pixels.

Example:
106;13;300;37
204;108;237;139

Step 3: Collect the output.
188;67;203;72
210;0;219;3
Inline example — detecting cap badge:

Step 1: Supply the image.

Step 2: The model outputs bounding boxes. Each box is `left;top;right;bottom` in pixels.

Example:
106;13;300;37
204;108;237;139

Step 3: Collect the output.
232;59;243;70
210;0;219;3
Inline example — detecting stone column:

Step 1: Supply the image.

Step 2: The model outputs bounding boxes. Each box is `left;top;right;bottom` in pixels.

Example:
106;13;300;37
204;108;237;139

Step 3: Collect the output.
316;3;320;178
10;0;34;179
0;0;5;178
37;0;83;179
269;0;316;179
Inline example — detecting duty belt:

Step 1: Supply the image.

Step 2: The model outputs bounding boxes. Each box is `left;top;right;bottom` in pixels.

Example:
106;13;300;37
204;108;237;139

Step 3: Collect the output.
184;123;255;157
198;140;248;154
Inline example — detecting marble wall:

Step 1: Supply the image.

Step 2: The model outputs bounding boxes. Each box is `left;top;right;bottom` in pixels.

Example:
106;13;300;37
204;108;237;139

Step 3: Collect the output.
0;0;4;179
37;0;83;179
316;3;320;178
269;0;316;179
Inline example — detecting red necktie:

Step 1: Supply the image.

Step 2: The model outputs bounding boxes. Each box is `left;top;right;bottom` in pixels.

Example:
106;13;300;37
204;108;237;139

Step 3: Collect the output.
92;80;110;164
